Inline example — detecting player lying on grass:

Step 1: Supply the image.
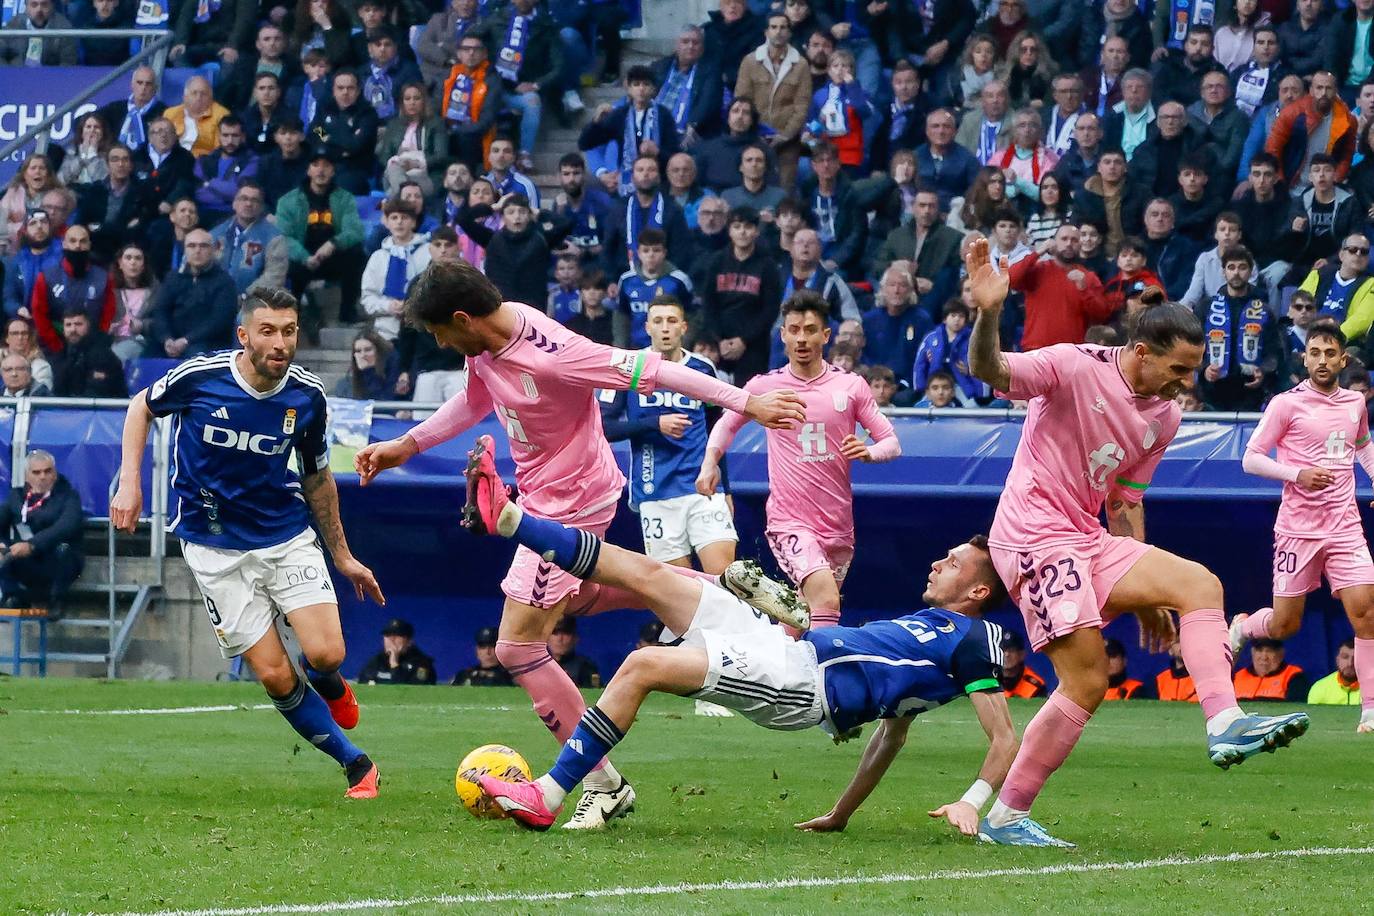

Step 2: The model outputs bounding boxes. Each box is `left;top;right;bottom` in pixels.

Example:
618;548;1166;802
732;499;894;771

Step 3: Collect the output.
461;437;1019;834
1236;324;1374;733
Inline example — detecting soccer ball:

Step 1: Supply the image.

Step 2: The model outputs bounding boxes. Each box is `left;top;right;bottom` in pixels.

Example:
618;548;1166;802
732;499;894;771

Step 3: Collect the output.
455;744;533;819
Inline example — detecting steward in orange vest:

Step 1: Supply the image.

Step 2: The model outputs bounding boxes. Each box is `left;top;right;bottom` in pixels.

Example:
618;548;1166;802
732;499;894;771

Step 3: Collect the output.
1103;637;1153;699
998;630;1048;698
1233;638;1308;702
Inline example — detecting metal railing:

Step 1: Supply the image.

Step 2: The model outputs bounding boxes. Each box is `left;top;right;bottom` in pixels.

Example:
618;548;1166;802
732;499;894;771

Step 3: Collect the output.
0;29;171;162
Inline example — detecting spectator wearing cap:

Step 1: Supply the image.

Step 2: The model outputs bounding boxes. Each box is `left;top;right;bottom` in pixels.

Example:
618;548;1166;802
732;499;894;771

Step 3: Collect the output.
474;0;564;173
137;120;198;222
999;630;1048;699
166;77;232;160
257;117;309;208
30;224;115;355
277;153;366;322
0;0;77;67
357;27;423;123
698;206;781;384
310;71;381;195
359;618;438;685
549;616;600;688
1103;637;1152;699
147;228;238;359
1307;639;1360;705
579;66;681;200
452;625;513;686
3;210;60;319
1155;640;1198;701
1234;637;1308;701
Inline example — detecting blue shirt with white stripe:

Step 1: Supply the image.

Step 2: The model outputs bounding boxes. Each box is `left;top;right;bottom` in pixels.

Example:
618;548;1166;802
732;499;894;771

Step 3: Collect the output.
805;610;1004;734
145;351;330;551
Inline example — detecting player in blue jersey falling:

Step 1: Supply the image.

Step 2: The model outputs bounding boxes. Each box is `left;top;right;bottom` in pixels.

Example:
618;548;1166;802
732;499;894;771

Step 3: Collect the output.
110;289;387;799
598;295;737;576
462;445;1019;833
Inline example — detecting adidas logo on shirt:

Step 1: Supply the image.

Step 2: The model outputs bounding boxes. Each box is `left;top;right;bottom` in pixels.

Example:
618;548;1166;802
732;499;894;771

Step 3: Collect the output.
212;407;230;420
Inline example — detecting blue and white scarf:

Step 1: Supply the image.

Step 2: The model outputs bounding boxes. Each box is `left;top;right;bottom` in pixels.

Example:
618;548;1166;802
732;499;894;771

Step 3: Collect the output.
657;64;696;131
365;63;397;120
889;101;914;142
977;120;1000;165
495;12;532;82
193;0;221;24
625;191;665;266
1206;292;1269;376
120;96;156;149
299;79;322;127
619;104;659;196
445;72;474;124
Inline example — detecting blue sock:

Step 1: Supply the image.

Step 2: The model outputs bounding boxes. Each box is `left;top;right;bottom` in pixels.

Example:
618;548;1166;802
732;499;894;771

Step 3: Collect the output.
548;706;625;793
514;512;601;579
272;677;364;767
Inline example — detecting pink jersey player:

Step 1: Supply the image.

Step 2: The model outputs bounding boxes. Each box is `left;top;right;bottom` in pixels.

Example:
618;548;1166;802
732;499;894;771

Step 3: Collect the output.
356;262;805;827
1237;327;1374;732
700;295;900;629
988;343;1179;648
963;241;1306;849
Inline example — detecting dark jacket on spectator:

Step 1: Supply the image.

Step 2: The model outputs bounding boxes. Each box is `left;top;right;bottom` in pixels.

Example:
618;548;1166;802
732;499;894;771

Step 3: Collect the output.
1285;186;1361;269
240;104;290;155
906;0;976;57
219;55;302;113
75;178;152;260
0;11;78;66
73;1;132;66
1192;287;1280;411
149;263;239;356
874;222;962;285
0;475;82;555
862;304;932;378
699;245;781;383
358;643;438;685
599;193;692;278
1052;145;1102;196
915;143;981;213
258;149;310;207
396;323;464;378
1081;5;1154;72
172;0;256;66
1168;191;1225;244
1234;188;1292;268
1129;121;1212;198
1276;14;1327;77
458;204;572;307
869;99;929;172
99;99;168;155
654;53;724;138
1186;100;1247;189
52;329;127;397
1145;233;1201;301
135;145;197;214
1150;49;1226;108
702;6;765;86
798;171;866;277
194;147;260;221
693;131;777;191
1071;175;1149;249
473;6;564;95
1325;7;1374;90
309;97;380;194
578;102;682;172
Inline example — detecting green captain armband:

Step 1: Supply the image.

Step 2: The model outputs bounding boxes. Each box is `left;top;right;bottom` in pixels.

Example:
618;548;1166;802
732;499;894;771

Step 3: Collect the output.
965;678;1000;694
1114;477;1149;493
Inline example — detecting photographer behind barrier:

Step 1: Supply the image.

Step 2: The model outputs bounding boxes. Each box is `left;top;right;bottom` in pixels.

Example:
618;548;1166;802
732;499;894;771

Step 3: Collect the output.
0;450;84;620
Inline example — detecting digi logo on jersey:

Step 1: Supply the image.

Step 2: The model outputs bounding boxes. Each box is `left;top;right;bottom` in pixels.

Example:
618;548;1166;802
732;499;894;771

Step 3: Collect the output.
637;391;701;411
202;424;292;455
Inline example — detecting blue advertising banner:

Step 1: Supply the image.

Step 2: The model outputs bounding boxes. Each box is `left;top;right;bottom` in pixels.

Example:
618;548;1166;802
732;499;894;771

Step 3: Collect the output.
0;67;128;186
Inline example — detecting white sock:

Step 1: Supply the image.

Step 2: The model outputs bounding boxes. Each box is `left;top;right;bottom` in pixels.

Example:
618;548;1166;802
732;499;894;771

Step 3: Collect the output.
1205;706;1245;736
986;798;1028;829
582;760;621;792
536;773;566;809
496;502;523;538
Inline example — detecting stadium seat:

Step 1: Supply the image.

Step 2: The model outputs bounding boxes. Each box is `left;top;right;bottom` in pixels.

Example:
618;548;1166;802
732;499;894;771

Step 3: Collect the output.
0;607;48;676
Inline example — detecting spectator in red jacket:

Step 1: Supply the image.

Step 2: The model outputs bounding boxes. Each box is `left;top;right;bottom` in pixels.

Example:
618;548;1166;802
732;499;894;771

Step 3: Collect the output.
29;224;115;354
1008;221;1113;351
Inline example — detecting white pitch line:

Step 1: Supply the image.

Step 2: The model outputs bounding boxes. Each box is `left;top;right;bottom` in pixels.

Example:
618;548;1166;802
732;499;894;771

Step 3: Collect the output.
91;844;1374;916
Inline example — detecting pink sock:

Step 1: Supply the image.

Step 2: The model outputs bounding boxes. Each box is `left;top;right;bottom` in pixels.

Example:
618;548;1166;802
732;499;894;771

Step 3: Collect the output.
1178;609;1240;719
997;691;1092;812
1241;607;1274;641
1355;638;1374;711
496;639;604;770
811;607;841;629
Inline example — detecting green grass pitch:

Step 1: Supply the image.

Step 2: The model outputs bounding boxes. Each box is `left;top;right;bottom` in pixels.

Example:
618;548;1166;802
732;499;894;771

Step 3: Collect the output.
3;679;1371;915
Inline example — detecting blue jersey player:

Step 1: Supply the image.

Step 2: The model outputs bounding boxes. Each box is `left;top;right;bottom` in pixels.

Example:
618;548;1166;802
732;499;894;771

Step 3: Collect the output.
460;453;1019;834
614;228;693;349
599;296;738;573
110;289;387;799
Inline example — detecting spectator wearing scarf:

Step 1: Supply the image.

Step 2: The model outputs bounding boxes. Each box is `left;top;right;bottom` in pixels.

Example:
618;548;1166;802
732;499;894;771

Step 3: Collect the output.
357;27;423;123
653;25;724;143
578;66;682;197
1194;245;1280;411
473;0;564;168
439;37;505;174
100;67;165;156
995;109;1059;204
361;200;431;340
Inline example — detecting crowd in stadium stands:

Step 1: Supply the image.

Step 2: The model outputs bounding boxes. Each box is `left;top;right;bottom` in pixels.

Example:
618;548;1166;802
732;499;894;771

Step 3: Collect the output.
2;0;1373;681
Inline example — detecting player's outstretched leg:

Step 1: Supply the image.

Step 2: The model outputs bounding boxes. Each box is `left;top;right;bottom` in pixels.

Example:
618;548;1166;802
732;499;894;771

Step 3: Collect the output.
721;560;812;630
242;627;378;799
483;646;708;830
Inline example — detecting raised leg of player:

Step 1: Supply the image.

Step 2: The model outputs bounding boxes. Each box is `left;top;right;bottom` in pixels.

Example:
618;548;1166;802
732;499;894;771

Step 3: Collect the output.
565;565;719;618
240;622;377;797
1337;586;1374;729
289;602;359;728
694;539;737;576
799;569;841;632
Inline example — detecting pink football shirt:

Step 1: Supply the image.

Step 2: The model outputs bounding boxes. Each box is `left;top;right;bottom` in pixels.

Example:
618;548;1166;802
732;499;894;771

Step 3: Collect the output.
409;303;666;521
1246;382;1371;538
989;345;1181;550
708;364;898;541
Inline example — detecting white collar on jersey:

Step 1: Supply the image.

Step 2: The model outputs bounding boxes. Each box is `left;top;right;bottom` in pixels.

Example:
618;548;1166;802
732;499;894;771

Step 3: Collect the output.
230;350;290;399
